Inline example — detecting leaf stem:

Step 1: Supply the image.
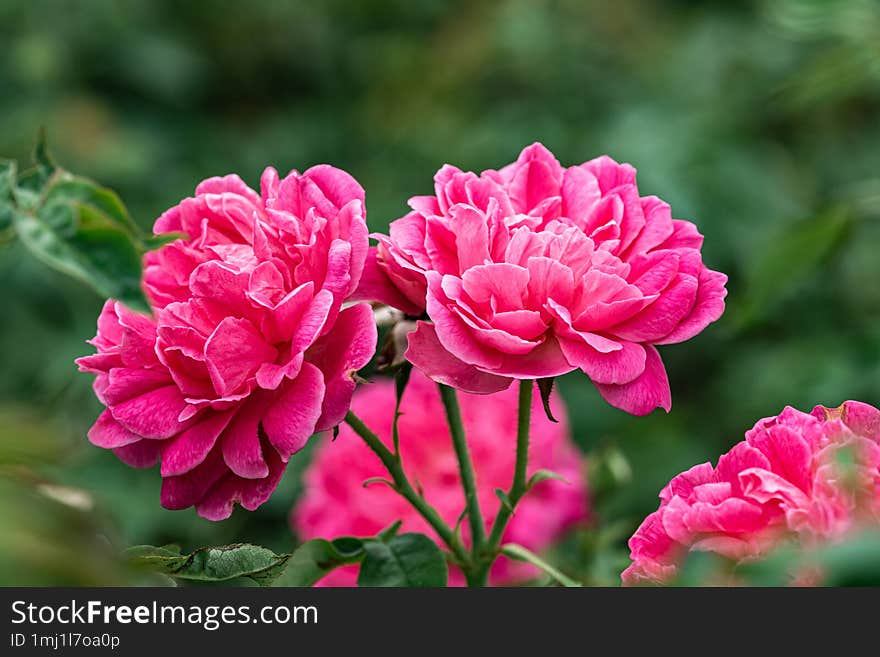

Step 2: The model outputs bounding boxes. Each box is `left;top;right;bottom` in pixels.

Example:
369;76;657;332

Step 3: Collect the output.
501;544;582;587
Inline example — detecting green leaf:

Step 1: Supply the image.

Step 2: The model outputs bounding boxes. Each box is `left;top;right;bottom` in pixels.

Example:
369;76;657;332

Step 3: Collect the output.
14;204;152;313
124;543;291;586
500;544;582;587
526;469;569;490
4;133;167;310
330;537;366;558
272;538;365;587
536;377;558;423
357;533;448;587
494;488;514;513
42;176;141;236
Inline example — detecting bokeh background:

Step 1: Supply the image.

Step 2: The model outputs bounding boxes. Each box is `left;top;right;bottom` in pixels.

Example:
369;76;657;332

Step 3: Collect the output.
2;0;879;585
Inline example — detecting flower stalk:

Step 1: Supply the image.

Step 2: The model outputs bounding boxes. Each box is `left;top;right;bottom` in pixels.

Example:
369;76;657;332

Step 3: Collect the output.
344;410;471;568
438;383;486;554
486;379;533;551
346;379;540;587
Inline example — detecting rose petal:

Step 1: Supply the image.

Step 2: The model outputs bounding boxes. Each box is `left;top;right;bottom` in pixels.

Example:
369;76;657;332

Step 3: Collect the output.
405;322;512;394
594;345;671;415
262;362;325;461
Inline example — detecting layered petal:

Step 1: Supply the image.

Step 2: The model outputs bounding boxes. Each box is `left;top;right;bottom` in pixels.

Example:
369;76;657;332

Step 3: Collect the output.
366;143;726;416
623;401;880;585
595;345;671;415
79;163;376;519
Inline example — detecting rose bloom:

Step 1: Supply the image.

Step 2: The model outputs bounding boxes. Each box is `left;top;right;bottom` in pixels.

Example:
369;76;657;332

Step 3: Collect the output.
622;401;880;585
293;369;589;586
77;167;376;520
357;143;727;415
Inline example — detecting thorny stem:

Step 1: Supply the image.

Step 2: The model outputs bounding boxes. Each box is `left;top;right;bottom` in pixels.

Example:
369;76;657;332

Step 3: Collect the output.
486;379;532;552
346;379;547;587
438;383;487;555
344;410;471;568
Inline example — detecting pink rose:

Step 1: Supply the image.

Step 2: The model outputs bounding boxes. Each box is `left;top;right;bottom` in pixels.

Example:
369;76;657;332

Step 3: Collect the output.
77;167;377;520
622;401;880;585
358;143;727;415
293;369;589;586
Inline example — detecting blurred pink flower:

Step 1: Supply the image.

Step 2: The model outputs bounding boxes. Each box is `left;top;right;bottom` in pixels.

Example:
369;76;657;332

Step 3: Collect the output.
622;401;880;585
293;369;589;586
77;167;376;520
358;143;727;415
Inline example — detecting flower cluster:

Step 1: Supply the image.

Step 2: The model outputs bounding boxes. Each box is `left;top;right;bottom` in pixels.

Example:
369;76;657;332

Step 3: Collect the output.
622;401;880;585
293;369;589;585
359;143;727;415
77;167;376;519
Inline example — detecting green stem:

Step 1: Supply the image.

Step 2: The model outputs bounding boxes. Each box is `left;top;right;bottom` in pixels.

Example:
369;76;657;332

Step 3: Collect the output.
465;561;491;588
486;379;532;551
344;410;471;568
438;383;486;554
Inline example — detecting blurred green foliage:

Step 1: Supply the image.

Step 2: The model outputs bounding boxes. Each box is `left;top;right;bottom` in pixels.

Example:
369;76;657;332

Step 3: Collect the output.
2;135;173;313
672;529;880;586
1;0;879;585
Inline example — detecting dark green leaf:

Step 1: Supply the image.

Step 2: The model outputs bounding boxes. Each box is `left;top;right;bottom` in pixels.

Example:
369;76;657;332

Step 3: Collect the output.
330;537;366;558
14;204;152;313
536;377;558;423
42;176;140;236
357;533;447;587
272;538;364;587
5;134;166;309
124;543;290;586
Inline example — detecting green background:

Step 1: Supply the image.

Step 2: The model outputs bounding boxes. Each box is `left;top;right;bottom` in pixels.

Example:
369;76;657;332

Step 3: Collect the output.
2;0;879;584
